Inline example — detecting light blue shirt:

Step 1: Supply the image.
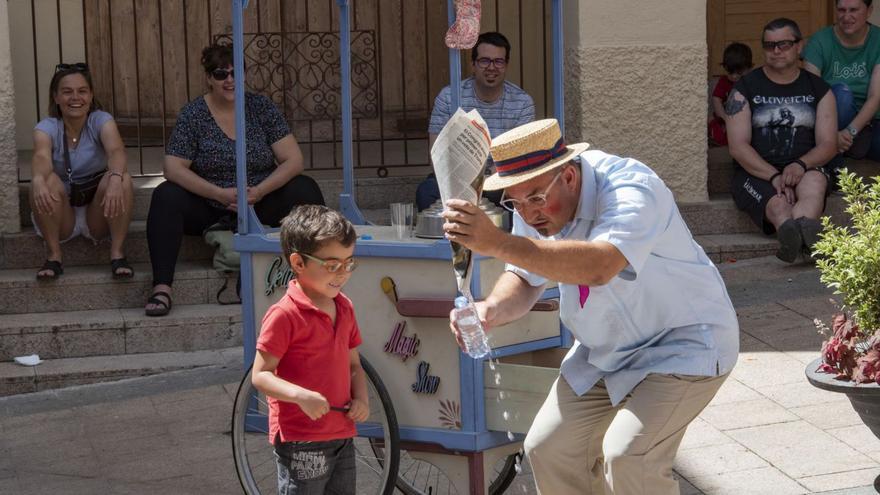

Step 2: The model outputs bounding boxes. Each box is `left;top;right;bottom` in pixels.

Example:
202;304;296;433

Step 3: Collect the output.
35;110;113;186
506;150;739;405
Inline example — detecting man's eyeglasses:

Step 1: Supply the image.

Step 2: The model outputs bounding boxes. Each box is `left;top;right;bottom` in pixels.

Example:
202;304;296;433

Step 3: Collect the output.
475;57;508;69
499;172;563;212
299;252;358;273
55;63;89;73
211;68;234;81
761;39;800;52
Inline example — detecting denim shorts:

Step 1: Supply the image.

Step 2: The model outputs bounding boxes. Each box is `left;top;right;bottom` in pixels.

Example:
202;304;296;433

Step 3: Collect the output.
274;437;355;495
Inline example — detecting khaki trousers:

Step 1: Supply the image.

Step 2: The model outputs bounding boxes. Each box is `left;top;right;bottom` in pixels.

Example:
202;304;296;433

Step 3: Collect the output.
523;373;727;495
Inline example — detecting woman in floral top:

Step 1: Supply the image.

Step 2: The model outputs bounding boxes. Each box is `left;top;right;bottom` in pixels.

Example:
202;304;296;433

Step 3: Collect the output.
145;43;324;316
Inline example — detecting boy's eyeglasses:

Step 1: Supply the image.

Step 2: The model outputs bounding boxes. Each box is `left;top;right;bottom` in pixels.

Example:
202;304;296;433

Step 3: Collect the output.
211;68;234;81
499;172;562;212
475;57;507;69
761;39;800;52
299;252;358;273
55;63;89;73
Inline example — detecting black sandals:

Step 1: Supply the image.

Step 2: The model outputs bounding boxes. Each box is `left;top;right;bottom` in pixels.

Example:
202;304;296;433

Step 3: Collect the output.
145;290;172;317
111;258;134;279
36;260;63;280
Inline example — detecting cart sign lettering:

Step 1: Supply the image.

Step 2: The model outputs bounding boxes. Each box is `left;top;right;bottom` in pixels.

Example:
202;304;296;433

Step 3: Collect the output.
412;361;440;394
383;321;420;361
265;257;294;296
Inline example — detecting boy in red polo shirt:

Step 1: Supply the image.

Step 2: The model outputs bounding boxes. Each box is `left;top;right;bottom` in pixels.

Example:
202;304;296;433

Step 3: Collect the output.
252;204;369;494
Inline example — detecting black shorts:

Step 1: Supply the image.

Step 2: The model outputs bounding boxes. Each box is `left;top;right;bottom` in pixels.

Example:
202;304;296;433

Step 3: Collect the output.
730;166;831;234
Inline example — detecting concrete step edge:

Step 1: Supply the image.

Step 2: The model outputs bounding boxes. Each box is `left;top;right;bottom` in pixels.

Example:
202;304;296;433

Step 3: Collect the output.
0;259;216;289
0;346;243;397
0;303;243;361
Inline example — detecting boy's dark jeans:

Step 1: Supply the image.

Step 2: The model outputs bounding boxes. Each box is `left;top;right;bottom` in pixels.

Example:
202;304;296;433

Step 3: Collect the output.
274;438;355;495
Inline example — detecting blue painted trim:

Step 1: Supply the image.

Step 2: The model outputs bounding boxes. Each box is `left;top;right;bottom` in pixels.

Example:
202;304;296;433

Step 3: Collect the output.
340;194;367;225
552;0;564;131
355;242;453;259
240;251;258;369
232;0;250;234
459;351;477;433
335;0;367;225
471;353;487;432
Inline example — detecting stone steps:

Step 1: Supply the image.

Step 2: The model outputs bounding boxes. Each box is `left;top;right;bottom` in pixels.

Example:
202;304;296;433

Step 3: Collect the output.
0;261;232;315
679;192;851;236
0;302;242;363
694;233;778;263
0;347;242;397
0;220;213;269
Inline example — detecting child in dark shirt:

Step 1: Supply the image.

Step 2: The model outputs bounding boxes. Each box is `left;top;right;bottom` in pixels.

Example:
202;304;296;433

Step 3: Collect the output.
709;42;753;146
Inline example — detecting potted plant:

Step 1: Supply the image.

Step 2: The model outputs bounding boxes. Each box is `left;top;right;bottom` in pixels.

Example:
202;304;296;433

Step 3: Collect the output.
805;170;880;440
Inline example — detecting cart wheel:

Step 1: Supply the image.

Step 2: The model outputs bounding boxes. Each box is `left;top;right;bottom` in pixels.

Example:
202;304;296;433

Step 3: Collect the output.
378;449;519;495
489;452;521;494
232;356;400;495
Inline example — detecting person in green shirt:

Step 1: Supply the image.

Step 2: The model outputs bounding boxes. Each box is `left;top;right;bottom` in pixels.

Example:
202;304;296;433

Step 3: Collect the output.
804;0;880;160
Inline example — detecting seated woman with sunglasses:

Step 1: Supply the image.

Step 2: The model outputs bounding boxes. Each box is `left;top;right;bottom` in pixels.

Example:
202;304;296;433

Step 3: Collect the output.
144;43;324;316
30;63;134;280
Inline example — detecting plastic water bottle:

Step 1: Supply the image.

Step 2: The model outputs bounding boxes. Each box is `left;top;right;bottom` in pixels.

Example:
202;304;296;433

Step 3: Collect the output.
454;296;491;358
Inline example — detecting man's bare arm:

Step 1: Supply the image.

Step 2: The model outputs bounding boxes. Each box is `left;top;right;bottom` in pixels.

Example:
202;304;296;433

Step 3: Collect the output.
726;89;781;181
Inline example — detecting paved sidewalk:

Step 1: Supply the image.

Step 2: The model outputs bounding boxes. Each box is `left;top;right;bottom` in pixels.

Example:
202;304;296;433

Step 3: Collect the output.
1;256;878;494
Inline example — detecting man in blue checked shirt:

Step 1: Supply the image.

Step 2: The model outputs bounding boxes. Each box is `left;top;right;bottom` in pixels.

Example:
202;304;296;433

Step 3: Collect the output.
443;119;739;495
417;31;535;211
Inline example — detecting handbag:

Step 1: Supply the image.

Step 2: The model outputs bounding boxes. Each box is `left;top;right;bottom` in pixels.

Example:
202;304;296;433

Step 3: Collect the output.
204;215;241;305
64;126;105;207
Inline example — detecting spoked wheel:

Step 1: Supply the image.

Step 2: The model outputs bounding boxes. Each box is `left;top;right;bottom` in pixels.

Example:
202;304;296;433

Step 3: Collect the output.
231;356;400;494
372;445;520;495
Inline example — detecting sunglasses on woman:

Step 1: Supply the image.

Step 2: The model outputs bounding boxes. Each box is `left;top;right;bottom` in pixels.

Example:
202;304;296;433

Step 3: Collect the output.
55;63;89;73
210;68;234;81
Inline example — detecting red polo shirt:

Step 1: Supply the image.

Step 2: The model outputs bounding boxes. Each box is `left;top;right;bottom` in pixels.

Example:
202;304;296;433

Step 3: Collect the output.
256;281;363;443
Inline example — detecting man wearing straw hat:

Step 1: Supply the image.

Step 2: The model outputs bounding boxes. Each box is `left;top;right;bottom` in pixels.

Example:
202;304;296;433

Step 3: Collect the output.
443;119;739;495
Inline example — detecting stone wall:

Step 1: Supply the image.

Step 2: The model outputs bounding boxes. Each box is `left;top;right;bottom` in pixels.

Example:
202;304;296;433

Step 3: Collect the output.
563;0;708;202
0;2;20;233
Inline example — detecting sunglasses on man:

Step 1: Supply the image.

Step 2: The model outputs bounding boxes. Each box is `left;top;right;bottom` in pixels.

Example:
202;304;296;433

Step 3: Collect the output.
55;63;89;73
210;68;234;81
761;39;800;52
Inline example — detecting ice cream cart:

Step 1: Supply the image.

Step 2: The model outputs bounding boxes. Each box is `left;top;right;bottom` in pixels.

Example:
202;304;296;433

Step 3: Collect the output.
228;1;571;493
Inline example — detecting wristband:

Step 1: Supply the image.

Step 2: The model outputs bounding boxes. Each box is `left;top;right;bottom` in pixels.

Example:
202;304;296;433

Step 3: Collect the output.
769;172;782;185
793;159;808;172
109;171;124;181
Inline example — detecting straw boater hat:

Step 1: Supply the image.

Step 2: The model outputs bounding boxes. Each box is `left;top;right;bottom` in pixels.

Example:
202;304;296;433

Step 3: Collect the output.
484;119;589;191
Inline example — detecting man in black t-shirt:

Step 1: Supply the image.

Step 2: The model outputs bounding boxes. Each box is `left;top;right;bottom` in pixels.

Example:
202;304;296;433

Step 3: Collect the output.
727;18;838;263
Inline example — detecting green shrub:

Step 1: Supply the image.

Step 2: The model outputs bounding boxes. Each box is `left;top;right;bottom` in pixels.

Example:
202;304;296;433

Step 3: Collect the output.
814;171;880;331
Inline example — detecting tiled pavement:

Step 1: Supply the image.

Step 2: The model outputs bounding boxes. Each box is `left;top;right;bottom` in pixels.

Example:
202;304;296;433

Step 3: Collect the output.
1;255;879;494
